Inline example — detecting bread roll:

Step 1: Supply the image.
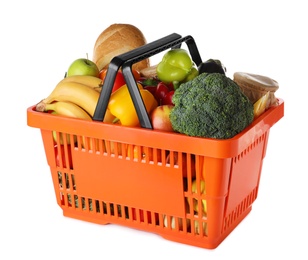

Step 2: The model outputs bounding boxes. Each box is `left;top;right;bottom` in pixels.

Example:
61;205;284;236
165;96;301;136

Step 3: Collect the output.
93;23;150;72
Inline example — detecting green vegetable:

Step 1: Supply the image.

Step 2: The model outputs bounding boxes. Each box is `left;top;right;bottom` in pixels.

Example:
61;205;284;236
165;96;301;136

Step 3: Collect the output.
169;73;254;139
183;66;199;82
140;77;159;87
156;49;198;89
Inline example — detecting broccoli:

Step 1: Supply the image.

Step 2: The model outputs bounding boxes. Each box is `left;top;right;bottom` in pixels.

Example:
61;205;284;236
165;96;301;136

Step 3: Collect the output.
169;73;254;139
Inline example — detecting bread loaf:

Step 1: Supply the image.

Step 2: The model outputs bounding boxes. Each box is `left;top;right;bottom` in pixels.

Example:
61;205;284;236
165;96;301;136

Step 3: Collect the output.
93;23;150;72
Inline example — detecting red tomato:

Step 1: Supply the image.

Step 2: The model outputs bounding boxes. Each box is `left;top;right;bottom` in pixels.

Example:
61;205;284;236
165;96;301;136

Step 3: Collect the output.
162;90;175;105
143;85;157;96
165;82;174;91
155;82;170;104
99;69;126;92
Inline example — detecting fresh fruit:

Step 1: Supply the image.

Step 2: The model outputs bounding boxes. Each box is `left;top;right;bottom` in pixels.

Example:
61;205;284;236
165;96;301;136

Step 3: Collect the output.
99;69;126;92
44;101;91;145
141;80;174;105
163;215;190;230
52;130;76;145
150;105;174;132
163;200;190;230
36;81;100;117
103;141;123;155
35;75;116;123
162;90;174;105
127;145;162;162
254;91;270;118
191;179;207;215
143;85;157;96
102;108;116;123
57;75;103;92
47;102;102;150
193;215;208;235
108;84;158;127
154;82;169;104
156;49;197;89
67;58;100;77
45;101;92;120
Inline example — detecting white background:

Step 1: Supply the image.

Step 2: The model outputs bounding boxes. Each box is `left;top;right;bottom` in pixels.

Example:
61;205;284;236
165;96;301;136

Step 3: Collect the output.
1;0;307;259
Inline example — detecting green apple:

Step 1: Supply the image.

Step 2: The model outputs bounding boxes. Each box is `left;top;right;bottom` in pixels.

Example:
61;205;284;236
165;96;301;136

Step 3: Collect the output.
67;58;99;77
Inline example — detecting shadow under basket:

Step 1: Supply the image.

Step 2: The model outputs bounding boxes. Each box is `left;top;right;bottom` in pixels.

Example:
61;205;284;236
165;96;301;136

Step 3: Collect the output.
27;99;284;249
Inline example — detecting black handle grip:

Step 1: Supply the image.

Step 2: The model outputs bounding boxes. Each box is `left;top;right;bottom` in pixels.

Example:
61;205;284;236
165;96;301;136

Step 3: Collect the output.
93;33;203;129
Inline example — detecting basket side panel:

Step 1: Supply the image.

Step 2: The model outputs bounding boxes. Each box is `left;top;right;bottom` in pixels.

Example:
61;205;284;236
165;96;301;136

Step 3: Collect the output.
225;132;268;218
200;157;231;240
40;129;57;167
71;145;186;217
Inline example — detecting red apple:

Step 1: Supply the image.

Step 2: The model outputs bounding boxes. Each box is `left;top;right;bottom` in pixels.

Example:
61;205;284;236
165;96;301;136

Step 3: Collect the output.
150;105;174;132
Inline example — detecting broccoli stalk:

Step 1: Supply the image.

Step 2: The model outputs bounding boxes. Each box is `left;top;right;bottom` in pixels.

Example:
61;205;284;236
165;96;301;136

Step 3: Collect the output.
169;73;254;139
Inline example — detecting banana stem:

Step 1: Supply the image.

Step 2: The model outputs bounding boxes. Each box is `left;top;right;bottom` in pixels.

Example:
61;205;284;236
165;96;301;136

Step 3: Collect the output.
36;101;47;112
112;117;120;124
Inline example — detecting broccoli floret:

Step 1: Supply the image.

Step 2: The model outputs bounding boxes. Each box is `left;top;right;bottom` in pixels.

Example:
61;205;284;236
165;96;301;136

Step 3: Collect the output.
169;73;254;139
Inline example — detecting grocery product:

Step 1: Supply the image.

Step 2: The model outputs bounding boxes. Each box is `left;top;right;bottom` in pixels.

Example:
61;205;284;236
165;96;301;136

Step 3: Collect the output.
36;81;100;117
93;23;149;72
27;30;284;250
233;72;279;107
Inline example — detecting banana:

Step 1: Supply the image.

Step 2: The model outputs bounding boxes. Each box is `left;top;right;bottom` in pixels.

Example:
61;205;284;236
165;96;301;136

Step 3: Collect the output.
254;91;270;118
45;101;92;120
45;101;91;145
46;101;93;146
36;81;100;117
60;75;103;92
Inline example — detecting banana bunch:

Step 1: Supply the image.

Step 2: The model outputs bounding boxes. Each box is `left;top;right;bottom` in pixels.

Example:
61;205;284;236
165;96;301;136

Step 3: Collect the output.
36;75;103;118
35;75;112;148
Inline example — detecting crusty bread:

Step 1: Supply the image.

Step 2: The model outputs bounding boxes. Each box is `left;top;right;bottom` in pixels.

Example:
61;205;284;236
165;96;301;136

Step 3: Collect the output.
93;23;150;72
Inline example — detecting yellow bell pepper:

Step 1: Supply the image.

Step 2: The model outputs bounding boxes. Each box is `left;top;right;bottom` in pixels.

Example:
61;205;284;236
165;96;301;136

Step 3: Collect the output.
108;83;158;127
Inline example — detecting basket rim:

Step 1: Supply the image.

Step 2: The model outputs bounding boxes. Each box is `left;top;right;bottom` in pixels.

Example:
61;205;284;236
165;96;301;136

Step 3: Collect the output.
27;98;284;158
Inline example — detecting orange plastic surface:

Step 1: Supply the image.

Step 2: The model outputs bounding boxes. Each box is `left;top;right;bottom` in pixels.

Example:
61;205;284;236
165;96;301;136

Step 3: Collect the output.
27;99;284;249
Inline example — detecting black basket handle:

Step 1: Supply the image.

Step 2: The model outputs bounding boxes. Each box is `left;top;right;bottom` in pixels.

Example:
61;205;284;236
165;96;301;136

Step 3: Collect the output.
93;33;203;129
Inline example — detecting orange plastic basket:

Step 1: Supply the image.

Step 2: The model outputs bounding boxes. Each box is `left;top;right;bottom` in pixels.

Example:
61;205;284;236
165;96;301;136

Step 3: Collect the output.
27;34;284;249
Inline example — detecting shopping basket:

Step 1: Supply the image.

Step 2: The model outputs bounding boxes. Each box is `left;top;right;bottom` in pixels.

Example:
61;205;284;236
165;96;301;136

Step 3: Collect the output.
27;33;284;249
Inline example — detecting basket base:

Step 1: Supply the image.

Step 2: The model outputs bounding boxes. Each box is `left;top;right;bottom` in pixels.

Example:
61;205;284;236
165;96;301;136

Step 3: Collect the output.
63;210;110;225
161;206;252;249
61;205;252;249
